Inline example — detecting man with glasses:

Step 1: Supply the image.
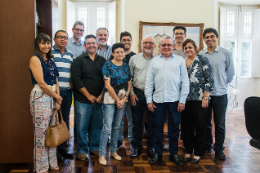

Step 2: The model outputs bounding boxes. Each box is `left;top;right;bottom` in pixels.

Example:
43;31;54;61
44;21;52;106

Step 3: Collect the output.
145;36;189;165
199;28;235;160
53;30;74;160
129;35;156;158
66;21;86;59
96;27;112;61
172;26;187;58
110;31;136;149
164;25;187;151
71;35;106;160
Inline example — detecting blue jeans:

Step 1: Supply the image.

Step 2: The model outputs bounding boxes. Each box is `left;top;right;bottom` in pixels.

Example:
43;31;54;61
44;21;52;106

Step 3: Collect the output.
132;92;154;150
118;101;133;143
153;101;180;156
99;103;126;156
58;88;72;150
75;100;103;154
205;95;227;153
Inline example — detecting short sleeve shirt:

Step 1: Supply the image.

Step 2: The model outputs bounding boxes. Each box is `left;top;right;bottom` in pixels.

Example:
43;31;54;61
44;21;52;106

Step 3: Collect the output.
102;61;131;104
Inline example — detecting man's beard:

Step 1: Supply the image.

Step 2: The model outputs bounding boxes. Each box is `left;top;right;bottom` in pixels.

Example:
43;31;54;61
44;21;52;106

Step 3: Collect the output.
98;41;107;46
143;49;153;54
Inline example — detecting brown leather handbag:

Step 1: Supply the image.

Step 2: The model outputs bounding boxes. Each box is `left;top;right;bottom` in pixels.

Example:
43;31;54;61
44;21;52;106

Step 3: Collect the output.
45;109;70;147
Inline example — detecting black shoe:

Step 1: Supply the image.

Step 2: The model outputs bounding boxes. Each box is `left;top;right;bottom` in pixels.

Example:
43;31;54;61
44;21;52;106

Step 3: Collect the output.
203;148;212;155
184;156;191;162
191;157;201;164
130;149;142;158
169;155;183;165
58;149;74;159
147;148;155;157
215;151;226;160
149;153;162;165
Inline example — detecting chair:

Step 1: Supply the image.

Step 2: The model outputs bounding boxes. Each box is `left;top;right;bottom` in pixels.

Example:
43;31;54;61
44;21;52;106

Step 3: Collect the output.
244;97;260;150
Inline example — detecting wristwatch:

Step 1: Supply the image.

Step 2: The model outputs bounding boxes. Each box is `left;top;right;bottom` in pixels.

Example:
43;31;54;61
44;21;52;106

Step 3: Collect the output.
203;96;210;100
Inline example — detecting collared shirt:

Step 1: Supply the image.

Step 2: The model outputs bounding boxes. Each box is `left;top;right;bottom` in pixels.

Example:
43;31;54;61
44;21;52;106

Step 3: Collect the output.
145;54;190;104
173;48;186;58
52;45;73;89
66;37;85;59
199;46;235;96
71;53;107;103
109;51;136;64
186;55;214;101
96;45;112;61
129;53;155;96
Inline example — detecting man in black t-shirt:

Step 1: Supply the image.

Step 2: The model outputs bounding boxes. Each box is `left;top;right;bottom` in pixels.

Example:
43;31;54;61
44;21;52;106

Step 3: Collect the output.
110;31;136;149
71;34;106;161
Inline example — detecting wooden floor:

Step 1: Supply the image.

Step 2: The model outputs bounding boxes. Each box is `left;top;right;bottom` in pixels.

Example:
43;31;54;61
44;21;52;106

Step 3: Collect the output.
1;109;260;173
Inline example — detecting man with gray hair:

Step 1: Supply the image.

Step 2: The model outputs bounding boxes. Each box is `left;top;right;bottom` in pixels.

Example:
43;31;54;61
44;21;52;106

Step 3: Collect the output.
145;36;189;165
66;21;86;58
96;27;112;61
129;35;157;158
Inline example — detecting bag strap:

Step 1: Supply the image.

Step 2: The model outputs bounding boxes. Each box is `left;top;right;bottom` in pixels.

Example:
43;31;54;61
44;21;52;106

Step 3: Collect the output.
48;109;60;127
58;109;65;123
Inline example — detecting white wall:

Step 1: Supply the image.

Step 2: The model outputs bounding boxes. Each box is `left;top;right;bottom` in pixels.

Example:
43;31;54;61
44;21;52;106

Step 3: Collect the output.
58;0;67;30
124;0;215;53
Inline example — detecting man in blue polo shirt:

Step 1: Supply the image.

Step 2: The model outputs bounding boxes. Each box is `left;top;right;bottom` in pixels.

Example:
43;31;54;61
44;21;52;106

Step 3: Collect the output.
66;21;86;59
53;30;74;160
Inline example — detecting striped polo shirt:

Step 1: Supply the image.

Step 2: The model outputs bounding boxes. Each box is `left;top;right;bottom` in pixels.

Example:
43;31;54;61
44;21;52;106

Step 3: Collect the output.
52;45;74;89
96;44;112;61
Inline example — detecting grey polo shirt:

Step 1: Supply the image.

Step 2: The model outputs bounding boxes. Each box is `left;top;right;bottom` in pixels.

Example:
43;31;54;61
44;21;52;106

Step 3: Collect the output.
66;37;85;59
129;53;156;96
199;46;235;96
172;48;186;58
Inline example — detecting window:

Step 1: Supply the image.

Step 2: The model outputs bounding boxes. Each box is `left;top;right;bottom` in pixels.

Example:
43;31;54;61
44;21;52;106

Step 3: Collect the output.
75;2;108;37
220;6;257;77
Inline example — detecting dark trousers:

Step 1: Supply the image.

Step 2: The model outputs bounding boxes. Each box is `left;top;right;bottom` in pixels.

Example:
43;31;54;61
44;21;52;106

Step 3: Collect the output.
132;91;154;150
153;101;180;155
205;95;227;153
182;101;207;156
57;88;72;150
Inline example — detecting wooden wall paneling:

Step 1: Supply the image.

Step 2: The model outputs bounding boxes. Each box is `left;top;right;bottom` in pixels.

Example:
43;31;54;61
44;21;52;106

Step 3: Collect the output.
0;0;35;163
36;0;52;38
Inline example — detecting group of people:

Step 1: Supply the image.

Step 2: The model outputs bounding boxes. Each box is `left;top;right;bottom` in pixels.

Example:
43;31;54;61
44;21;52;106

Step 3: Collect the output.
29;21;235;172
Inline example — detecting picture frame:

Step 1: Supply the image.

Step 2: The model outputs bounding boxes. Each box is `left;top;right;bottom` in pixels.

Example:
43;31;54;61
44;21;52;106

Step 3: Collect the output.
139;21;204;54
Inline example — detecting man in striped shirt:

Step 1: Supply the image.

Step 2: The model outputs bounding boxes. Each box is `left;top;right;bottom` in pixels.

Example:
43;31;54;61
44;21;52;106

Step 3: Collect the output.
96;27;112;61
53;30;74;160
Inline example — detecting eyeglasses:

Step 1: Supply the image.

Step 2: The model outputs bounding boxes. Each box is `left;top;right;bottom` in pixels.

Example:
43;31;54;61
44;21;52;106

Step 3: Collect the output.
143;41;154;45
56;36;68;40
204;35;216;39
74;28;84;32
160;44;173;47
121;39;132;42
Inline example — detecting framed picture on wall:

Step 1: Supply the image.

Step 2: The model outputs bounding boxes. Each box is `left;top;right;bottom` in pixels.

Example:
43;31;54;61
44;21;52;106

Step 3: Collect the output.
139;21;204;54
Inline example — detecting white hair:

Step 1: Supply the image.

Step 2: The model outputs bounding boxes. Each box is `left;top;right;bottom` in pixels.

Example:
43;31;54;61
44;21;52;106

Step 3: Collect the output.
141;35;156;44
96;27;109;36
159;36;174;45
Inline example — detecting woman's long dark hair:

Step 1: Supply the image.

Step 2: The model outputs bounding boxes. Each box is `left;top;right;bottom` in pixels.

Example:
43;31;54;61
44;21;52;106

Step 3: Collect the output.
34;33;54;60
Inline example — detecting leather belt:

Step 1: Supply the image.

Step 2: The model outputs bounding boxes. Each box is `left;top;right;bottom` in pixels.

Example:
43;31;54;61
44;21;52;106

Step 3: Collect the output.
133;87;144;94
